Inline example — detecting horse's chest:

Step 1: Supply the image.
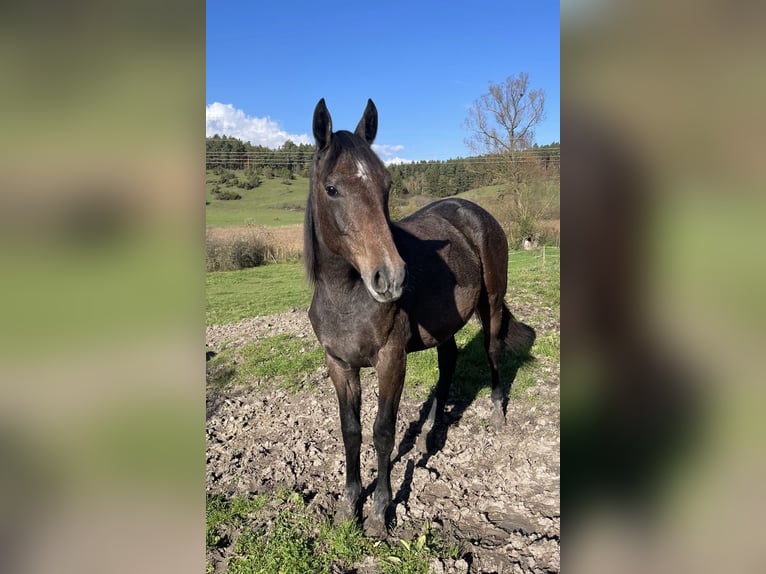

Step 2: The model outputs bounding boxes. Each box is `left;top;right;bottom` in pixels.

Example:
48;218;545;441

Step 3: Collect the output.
308;296;394;368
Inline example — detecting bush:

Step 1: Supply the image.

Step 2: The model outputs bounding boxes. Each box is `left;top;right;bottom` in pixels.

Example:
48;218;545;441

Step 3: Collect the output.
219;170;236;184
239;170;261;190
206;234;269;271
229;239;265;268
537;224;560;247
214;189;241;200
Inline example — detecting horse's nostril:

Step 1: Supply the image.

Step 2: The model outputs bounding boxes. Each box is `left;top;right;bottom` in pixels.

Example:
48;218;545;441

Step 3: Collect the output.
372;268;388;293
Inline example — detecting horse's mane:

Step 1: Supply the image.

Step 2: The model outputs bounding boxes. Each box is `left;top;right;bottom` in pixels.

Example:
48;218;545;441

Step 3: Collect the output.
303;181;319;285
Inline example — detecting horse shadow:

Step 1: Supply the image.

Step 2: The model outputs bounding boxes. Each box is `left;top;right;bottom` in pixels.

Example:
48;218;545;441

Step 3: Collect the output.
360;329;535;523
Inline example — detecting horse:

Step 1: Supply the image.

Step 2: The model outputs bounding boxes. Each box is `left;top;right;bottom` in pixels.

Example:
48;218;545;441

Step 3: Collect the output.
304;98;535;537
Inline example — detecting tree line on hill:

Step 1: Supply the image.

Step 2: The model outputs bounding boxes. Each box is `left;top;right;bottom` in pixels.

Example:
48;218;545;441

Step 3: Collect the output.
206;134;559;198
206;136;314;176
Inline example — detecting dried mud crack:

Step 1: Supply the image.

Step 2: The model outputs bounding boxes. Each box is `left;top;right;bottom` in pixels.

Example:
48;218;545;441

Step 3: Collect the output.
206;308;559;573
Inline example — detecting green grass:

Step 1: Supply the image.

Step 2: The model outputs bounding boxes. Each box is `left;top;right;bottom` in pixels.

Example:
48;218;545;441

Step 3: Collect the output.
455;179;559;202
508;247;560;307
206;261;312;325
207;493;267;548
455;183;508;201
206;171;309;227
205;250;558;326
208;334;325;391
244;334;324;379
206;491;460;574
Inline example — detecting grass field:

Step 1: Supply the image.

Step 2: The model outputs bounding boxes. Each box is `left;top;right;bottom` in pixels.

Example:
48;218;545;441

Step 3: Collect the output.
206;261;312;324
205;171;309;227
205;250;558;326
205;169;559;234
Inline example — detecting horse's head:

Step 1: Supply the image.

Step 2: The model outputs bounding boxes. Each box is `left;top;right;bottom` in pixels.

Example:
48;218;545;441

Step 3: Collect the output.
308;99;406;303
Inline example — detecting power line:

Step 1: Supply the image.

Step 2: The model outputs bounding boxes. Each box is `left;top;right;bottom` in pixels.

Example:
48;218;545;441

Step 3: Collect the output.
204;155;560;163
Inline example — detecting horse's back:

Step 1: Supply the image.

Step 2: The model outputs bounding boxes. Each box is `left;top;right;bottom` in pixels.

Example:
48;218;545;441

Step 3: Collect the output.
392;199;509;350
398;198;508;287
398;198;506;252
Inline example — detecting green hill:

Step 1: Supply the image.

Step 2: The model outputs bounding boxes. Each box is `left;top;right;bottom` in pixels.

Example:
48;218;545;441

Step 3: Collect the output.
205;171;308;227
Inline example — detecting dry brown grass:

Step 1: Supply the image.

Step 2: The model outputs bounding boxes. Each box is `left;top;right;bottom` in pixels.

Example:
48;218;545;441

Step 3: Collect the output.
206;225;304;271
207;225;303;253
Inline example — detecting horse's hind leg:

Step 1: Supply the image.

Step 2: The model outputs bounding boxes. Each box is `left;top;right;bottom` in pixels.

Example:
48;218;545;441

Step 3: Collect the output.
418;336;457;453
477;289;507;429
326;355;363;523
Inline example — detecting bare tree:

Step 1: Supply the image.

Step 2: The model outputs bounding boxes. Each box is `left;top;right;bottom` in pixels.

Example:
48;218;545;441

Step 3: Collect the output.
465;73;545;155
465;73;550;246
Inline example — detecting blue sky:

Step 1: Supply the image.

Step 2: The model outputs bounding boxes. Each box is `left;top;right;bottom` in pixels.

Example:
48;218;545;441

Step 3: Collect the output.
206;1;559;163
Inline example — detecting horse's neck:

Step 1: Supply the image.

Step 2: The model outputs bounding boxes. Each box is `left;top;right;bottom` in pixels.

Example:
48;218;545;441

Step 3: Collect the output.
314;241;363;294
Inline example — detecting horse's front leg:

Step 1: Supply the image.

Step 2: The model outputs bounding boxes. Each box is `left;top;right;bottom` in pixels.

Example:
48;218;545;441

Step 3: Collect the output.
326;355;363;523
366;343;406;538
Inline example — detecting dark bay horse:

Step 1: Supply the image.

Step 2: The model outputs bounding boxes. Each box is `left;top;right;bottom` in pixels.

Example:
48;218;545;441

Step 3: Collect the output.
304;99;535;537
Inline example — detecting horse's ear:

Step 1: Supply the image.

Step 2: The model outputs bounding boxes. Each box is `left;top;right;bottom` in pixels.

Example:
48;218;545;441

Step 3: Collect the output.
354;99;378;145
313;98;333;150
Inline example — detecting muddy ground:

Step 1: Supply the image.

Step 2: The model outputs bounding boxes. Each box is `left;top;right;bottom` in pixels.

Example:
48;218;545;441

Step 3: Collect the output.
206;307;559;573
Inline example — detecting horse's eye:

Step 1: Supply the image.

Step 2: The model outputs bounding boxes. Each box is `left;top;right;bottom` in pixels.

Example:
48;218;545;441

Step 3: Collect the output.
325;184;339;197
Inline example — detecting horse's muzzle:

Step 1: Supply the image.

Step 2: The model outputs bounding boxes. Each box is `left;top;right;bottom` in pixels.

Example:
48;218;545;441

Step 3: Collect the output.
368;262;407;303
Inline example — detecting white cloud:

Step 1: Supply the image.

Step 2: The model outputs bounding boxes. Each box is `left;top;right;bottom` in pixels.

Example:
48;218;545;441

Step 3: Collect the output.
205;102;311;148
371;144;412;166
384;157;414;166
372;143;404;157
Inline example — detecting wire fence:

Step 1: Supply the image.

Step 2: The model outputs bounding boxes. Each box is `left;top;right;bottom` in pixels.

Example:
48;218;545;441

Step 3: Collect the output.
509;245;560;266
204;152;560;168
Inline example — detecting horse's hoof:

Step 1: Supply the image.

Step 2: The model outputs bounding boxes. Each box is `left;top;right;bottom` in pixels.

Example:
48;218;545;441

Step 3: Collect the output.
416;432;429;454
364;514;388;539
334;499;357;525
491;408;506;430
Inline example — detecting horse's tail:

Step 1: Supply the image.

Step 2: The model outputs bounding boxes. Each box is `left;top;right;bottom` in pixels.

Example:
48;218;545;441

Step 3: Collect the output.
499;303;536;357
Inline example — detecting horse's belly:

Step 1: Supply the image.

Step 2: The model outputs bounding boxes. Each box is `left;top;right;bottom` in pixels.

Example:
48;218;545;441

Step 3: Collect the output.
408;284;480;350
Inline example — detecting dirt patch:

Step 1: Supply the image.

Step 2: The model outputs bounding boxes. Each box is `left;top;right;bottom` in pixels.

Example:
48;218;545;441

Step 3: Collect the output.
206;309;559;573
